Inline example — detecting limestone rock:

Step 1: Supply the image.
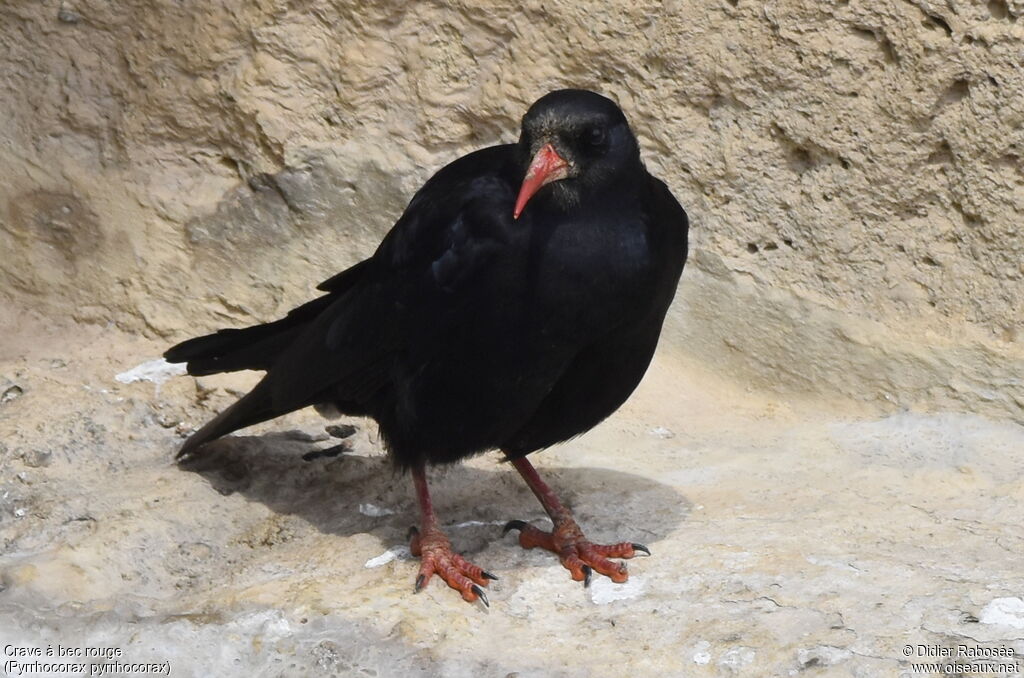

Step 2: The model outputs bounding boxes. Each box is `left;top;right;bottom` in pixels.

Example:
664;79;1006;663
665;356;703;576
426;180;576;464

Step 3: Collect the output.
0;0;1020;418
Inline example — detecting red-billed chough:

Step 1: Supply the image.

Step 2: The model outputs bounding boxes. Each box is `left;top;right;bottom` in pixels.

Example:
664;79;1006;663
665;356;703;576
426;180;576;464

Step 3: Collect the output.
164;89;689;606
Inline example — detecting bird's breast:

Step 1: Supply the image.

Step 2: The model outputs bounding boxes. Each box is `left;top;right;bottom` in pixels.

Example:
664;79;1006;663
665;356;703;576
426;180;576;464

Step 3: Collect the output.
525;217;655;336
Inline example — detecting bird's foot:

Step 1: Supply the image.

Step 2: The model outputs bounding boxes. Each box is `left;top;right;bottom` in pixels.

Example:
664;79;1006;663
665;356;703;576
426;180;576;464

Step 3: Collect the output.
408;526;496;606
503;517;649;586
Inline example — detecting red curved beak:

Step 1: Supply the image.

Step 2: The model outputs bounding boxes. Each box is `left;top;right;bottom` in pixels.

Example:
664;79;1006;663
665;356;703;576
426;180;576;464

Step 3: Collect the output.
514;143;569;219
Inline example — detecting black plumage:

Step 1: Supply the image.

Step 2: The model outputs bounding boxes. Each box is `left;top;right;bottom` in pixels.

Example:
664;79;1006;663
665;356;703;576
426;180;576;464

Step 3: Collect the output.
165;89;688;603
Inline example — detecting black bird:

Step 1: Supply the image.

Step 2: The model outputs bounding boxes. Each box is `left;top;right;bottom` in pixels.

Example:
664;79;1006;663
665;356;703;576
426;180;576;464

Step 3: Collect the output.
164;89;689;605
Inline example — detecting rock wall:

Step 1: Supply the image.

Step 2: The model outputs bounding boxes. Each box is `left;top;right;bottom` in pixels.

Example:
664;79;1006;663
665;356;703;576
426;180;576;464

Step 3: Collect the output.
1;0;1021;419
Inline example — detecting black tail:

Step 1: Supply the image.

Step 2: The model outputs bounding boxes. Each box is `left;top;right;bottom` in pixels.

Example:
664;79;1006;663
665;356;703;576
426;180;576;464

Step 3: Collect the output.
165;296;334;457
164;295;335;376
165;259;372;457
176;379;279;459
164;259;372;376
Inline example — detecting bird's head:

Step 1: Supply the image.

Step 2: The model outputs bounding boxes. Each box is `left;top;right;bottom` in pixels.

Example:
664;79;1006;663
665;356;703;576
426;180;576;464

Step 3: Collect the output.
514;89;642;220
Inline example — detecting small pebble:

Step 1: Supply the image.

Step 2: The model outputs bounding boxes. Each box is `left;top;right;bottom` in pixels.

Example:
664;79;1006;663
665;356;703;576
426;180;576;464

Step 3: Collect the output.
157;414;181;429
325;424;357;439
57;7;81;23
282;429;330;443
1;380;24;404
21;449;52;468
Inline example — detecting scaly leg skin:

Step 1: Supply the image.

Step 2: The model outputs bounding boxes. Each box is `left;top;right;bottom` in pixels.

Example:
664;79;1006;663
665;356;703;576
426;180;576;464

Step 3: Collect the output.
504;456;650;587
408;464;497;606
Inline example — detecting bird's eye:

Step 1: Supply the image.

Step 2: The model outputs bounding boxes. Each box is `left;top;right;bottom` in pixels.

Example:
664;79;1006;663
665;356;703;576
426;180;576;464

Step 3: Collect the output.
585;126;606;147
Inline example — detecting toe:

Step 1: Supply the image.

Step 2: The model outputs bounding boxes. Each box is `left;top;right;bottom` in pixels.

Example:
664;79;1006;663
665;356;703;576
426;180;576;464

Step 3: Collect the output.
450;553;490;587
590;541;644;559
579;546;630;583
507;521;558;552
445;570;477;601
560;552;590;582
413;544;493;604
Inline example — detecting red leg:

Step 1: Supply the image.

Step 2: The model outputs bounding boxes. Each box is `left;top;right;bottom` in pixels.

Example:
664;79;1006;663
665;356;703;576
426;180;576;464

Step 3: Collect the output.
408;463;496;605
505;456;649;585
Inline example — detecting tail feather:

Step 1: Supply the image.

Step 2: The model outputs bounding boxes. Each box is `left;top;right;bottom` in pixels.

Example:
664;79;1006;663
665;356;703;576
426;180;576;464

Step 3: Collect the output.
164;326;299;376
177;379;279;459
164;295;334;376
166;259;373;458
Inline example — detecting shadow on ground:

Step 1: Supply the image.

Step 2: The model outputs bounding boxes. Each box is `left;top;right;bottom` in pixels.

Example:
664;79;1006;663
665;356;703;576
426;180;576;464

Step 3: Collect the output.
177;433;691;557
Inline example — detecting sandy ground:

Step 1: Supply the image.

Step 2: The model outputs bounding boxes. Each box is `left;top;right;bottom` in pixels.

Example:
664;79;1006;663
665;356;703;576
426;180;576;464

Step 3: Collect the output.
1;304;1023;677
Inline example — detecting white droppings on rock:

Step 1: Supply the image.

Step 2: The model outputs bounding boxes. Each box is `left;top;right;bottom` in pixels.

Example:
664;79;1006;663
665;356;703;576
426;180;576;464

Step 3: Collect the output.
719;647;756;669
358;503;396;517
450;520;506;529
115;358;186;385
363;545;411;569
978;597;1024;629
589;575;644;605
648;426;675;439
692;640;712;665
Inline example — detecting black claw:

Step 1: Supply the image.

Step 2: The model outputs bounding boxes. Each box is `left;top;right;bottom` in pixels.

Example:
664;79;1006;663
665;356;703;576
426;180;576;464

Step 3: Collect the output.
471;584;489;608
407;525;420;541
631;542;651;556
582;565;593;588
503;520;528;535
414;574;426;593
481;570;499;581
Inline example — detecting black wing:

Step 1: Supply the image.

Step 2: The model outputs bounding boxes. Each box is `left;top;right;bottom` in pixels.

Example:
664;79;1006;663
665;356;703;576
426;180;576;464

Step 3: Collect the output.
264;144;522;412
167;144;524;456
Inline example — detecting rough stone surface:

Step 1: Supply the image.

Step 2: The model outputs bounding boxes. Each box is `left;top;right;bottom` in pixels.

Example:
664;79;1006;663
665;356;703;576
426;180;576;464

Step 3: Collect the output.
0;0;1021;418
0;309;1022;676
